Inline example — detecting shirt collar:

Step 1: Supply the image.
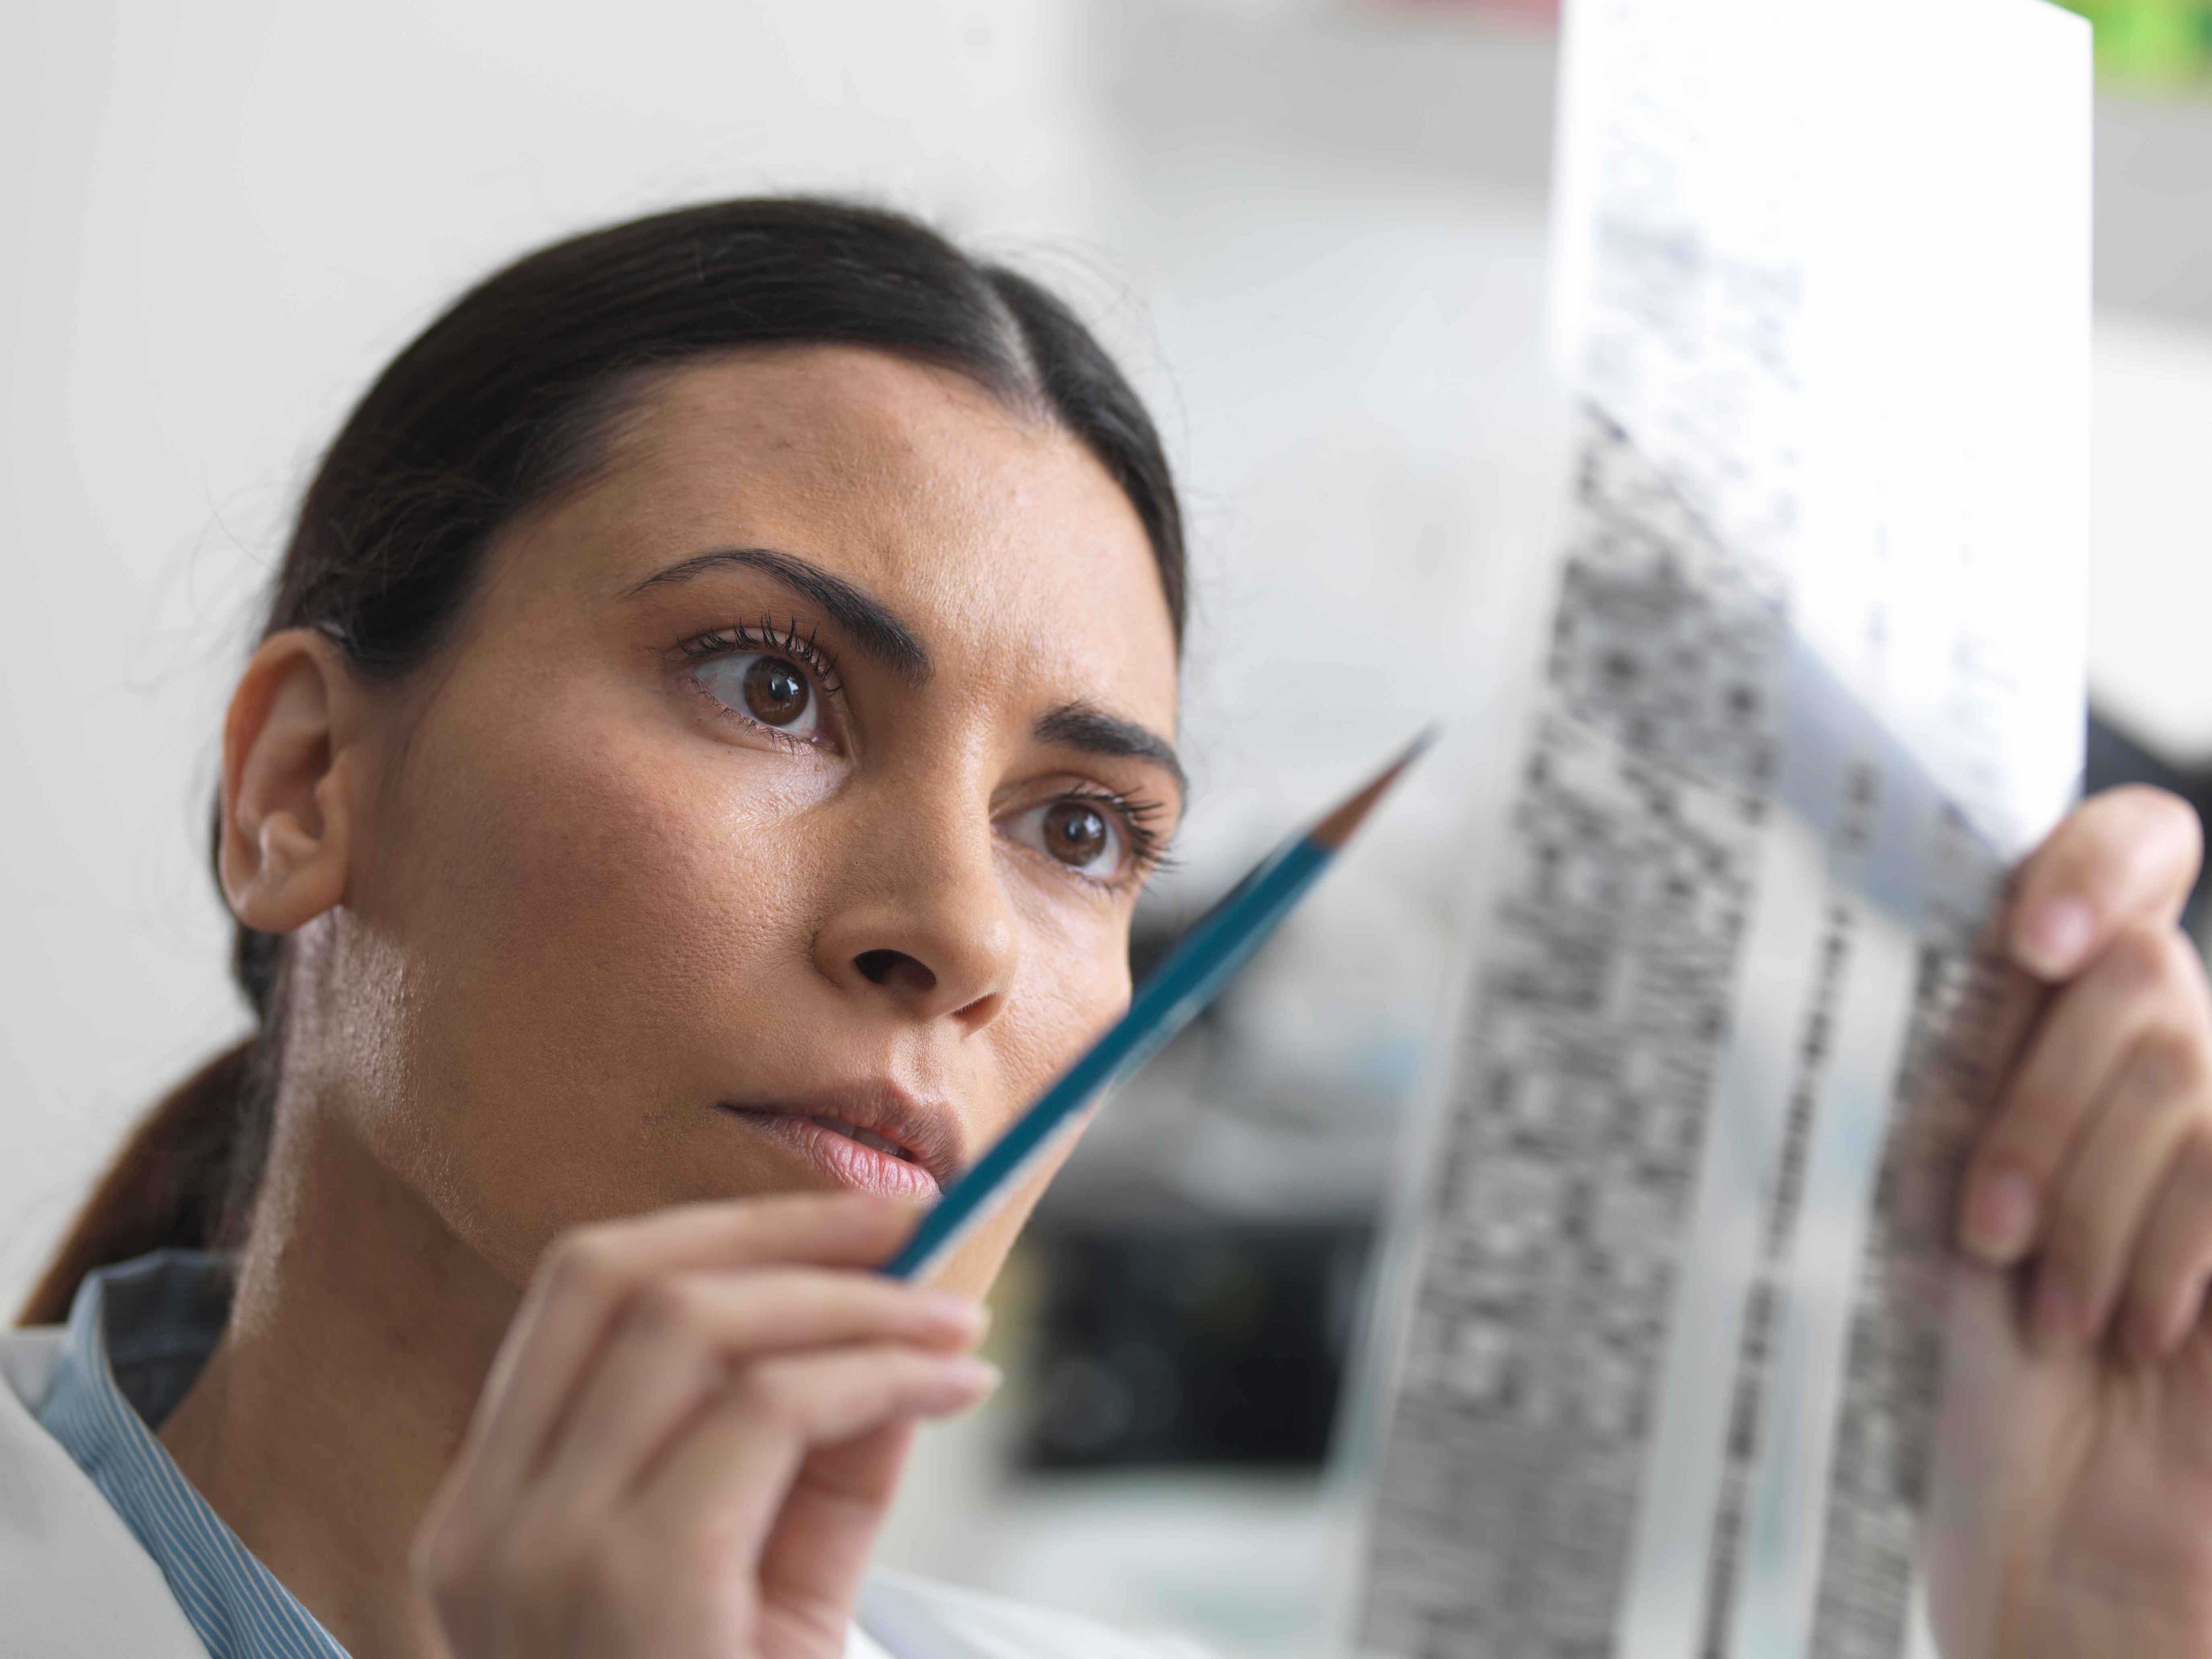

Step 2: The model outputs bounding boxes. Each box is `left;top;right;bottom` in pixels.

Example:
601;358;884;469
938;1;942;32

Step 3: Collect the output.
35;1249;349;1659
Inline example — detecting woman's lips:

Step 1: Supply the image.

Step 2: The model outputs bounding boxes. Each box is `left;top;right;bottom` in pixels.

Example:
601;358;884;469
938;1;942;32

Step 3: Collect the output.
724;1106;945;1198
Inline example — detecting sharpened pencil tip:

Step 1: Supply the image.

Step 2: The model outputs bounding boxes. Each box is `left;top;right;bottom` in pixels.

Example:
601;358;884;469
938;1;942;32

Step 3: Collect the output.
1309;727;1437;851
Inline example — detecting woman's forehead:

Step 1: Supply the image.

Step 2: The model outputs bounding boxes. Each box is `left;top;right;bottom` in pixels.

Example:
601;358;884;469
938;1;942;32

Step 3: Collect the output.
535;347;1179;724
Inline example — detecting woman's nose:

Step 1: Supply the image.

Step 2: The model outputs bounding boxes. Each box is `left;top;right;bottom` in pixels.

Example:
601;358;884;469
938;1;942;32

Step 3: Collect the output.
812;793;1018;1028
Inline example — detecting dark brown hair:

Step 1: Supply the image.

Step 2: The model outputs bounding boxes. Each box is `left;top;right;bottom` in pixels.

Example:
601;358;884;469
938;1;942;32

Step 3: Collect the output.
19;197;1186;1327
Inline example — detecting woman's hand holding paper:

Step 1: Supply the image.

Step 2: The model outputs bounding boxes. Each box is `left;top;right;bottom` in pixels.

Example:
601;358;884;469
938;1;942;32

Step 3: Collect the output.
1928;786;2212;1658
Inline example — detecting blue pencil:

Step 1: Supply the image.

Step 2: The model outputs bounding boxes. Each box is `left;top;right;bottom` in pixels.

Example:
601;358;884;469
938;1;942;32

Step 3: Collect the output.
883;729;1436;1283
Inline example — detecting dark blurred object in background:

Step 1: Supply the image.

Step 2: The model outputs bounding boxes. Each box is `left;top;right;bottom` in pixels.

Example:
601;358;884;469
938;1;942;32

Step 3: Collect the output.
1019;1219;1374;1469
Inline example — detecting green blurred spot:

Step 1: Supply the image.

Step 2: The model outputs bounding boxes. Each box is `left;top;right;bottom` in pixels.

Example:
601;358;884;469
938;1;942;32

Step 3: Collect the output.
2057;0;2212;89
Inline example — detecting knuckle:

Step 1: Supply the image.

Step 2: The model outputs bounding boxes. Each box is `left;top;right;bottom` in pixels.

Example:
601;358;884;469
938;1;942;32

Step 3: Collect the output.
607;1531;748;1640
2138;1022;2211;1098
2161;1133;2212;1248
545;1225;628;1301
415;1511;488;1602
1985;1081;2059;1152
662;1519;740;1588
2042;1194;2093;1269
2126;1283;2181;1357
732;1357;803;1425
576;1532;662;1621
2043;1176;2116;1277
630;1274;705;1338
490;1517;567;1606
2121;1263;2169;1330
2129;1134;2212;1300
2103;921;2175;993
2138;1238;2204;1331
1985;1082;2069;1169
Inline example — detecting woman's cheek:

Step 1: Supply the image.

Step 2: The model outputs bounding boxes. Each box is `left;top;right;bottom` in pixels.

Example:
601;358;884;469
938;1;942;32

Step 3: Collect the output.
1001;853;1137;1018
367;696;820;1133
993;935;1125;1106
480;662;833;933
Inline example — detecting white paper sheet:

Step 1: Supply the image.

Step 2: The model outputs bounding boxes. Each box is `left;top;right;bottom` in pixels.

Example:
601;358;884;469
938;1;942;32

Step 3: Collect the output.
1356;2;2089;1655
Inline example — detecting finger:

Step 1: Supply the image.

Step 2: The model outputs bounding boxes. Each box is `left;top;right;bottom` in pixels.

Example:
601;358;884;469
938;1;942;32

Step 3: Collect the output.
757;1418;920;1627
459;1194;922;1512
2120;1129;2212;1363
2032;1025;2212;1352
1974;960;2052;1122
2007;786;2200;981
490;1192;926;1418
535;1268;983;1513
628;1345;998;1555
1961;923;2193;1264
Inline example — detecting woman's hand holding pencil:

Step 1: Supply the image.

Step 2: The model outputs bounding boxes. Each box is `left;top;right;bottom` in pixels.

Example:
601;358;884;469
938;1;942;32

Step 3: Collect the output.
413;1193;993;1659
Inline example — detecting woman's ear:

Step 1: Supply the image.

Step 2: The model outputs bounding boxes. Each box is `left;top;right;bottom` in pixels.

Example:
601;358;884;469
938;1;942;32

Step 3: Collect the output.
219;629;367;935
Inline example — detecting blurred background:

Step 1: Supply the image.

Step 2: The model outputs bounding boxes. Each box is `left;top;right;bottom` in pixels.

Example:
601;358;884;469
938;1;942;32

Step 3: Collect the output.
4;1;2210;1653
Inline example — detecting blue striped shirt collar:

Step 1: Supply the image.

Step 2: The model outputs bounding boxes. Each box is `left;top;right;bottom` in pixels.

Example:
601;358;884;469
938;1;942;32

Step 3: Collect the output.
35;1249;349;1659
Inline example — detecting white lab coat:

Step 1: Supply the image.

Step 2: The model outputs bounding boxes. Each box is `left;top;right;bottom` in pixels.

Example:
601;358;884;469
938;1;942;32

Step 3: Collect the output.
0;1327;1208;1659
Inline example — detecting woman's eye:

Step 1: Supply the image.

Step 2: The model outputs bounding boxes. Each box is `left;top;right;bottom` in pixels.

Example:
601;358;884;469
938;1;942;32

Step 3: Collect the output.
1007;798;1126;881
693;652;819;738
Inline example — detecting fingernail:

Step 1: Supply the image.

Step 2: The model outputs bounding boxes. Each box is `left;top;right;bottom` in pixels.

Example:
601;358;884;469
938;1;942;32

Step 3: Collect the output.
955;1357;1003;1394
2033;1274;2081;1350
918;1290;987;1331
2015;896;2093;979
1962;1167;2040;1264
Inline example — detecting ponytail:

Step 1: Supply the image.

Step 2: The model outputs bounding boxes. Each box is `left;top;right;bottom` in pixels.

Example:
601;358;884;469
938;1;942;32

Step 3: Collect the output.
17;803;284;1328
15;1035;273;1327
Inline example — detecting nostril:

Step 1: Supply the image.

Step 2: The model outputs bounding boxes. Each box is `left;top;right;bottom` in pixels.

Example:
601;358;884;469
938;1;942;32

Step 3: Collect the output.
855;948;936;991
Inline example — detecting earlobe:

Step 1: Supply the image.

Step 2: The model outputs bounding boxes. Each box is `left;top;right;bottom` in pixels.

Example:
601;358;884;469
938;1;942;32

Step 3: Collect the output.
219;630;362;936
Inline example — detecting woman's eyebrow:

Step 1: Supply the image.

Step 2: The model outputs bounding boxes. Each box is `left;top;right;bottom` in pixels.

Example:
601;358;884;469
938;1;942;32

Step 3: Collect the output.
626;547;932;686
1035;701;1187;803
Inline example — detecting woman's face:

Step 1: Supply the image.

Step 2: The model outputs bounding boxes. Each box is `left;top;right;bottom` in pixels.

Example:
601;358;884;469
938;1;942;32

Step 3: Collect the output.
300;347;1182;1296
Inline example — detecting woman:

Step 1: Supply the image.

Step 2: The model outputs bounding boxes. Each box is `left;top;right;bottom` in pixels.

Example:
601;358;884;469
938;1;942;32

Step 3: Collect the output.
2;198;2210;1659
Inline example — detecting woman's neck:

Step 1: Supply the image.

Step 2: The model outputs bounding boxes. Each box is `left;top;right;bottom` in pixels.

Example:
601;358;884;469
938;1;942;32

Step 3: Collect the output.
158;1103;519;1659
